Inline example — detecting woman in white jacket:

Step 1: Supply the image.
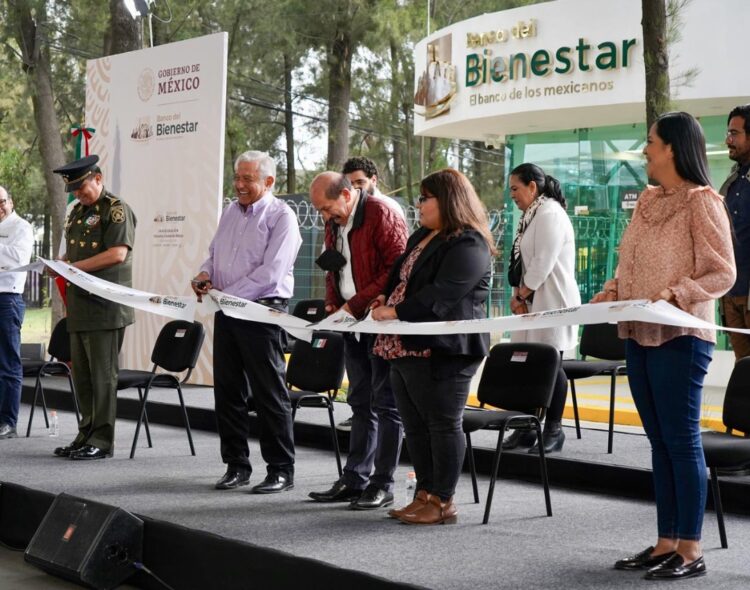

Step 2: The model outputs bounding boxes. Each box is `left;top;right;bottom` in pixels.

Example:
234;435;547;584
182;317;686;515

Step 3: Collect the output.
504;163;581;453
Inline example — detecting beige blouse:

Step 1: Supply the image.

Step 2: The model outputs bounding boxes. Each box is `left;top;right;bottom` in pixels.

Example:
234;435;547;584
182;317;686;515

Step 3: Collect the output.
614;183;736;346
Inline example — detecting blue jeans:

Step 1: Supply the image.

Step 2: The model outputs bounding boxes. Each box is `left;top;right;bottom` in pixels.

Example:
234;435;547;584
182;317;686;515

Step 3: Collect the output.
626;336;713;541
0;294;25;428
342;334;403;492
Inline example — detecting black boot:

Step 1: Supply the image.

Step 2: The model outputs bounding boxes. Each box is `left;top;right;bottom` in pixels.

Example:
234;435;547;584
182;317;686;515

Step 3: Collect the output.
502;429;537;450
528;423;565;454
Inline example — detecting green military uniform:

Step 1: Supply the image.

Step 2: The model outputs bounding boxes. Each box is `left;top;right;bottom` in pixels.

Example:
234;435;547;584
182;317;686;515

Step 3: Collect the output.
64;189;136;453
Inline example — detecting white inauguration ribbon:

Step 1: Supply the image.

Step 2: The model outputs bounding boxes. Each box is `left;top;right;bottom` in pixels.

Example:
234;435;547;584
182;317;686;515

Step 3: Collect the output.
40;258;196;321
4;259;747;338
314;299;744;335
208;290;314;342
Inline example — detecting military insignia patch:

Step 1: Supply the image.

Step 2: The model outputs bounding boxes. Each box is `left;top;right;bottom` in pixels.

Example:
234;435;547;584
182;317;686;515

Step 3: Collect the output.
111;205;125;223
85;214;100;226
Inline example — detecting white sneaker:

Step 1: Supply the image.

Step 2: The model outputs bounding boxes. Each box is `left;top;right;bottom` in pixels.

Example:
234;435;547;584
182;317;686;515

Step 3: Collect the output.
336;417;353;432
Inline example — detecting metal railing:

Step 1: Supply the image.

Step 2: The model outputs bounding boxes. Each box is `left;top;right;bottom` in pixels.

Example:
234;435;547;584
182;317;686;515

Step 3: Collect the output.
283;199;629;320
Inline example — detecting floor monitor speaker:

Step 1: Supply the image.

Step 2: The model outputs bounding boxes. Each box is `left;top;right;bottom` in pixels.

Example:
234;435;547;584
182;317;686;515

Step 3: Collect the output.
24;493;143;590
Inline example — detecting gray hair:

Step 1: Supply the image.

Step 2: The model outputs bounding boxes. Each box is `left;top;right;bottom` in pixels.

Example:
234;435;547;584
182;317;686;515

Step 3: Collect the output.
0;186;9;200
234;150;276;189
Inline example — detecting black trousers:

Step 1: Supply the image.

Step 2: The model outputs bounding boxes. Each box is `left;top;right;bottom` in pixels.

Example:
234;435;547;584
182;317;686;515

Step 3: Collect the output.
545;359;569;427
389;355;482;501
213;311;295;477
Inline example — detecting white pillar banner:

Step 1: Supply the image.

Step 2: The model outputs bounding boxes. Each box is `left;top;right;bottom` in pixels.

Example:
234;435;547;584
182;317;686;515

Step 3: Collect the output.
38;258;196;321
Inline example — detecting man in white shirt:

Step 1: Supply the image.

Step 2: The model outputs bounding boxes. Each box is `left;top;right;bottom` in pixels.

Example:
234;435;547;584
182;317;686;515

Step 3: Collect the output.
0;187;34;439
342;157;405;222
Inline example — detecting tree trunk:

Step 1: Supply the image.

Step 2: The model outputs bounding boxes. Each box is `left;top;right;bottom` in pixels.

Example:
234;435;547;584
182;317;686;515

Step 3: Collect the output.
472;140;484;199
326;28;353;169
389;39;403;193
283;53;296;194
426;137;438;172
224;13;242;169
642;0;670;131
11;1;67;324
402;98;414;201
104;0;142;55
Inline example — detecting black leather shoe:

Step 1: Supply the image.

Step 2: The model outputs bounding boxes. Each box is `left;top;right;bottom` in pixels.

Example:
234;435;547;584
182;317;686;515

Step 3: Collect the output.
529;429;565;455
54;442;83;457
645;554;706;580
0;424;18;439
501;429;537;450
349;485;394;510
251;473;293;494
614;546;676;570
214;469;251;490
68;444;111;460
308;480;362;503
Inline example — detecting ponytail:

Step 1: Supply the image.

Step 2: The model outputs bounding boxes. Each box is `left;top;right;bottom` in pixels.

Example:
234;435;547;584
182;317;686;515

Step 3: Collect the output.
510;163;566;209
543;175;566;208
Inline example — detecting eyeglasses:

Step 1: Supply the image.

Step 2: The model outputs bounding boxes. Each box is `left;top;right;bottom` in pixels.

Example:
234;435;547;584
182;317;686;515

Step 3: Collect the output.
727;130;746;139
417;194;435;204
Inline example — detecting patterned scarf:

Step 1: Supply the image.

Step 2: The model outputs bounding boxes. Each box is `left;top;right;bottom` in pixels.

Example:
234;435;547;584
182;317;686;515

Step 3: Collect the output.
511;196;548;268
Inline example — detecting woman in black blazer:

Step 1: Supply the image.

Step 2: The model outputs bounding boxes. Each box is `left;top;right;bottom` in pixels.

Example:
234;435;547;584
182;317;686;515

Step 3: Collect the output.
371;168;494;525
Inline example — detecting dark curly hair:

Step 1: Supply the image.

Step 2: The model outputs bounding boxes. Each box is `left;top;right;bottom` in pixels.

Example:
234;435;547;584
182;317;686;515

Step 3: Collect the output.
728;105;750;134
342;157;378;179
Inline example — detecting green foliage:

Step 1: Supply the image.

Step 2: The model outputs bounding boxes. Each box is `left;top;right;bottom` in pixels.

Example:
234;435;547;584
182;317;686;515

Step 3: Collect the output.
0;0;552;218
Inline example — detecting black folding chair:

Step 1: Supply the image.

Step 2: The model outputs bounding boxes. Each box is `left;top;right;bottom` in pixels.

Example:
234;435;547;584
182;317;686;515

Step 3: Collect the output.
286;330;346;477
561;322;627;453
25;318;80;437
462;342;561;524
285;299;326;353
116;320;205;459
291;299;326;323
702;357;750;548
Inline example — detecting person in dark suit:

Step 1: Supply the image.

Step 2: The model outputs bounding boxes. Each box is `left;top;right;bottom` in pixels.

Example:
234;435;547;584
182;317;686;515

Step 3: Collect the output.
371;168;494;525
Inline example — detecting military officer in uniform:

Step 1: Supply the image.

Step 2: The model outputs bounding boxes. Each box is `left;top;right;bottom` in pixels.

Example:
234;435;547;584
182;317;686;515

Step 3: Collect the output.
51;155;136;460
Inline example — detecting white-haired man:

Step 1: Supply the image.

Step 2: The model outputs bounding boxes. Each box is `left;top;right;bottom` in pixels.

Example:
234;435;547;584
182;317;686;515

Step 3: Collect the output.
192;151;302;493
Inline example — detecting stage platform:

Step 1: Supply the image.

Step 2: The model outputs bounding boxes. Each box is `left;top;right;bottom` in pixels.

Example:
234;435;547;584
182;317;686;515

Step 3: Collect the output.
1;379;749;589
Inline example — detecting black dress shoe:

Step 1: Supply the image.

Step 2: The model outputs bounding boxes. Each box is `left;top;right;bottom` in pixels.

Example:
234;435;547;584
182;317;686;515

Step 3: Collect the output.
501;429;537;450
350;485;394;510
645;554;706;580
529;429;565;455
614;546;676;570
251;473;293;494
308;480;363;503
54;443;80;457
214;469;251;490
68;444;111;460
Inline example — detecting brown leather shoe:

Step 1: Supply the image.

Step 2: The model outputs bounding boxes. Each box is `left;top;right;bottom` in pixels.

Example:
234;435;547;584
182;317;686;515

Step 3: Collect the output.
388;489;430;519
399;494;457;525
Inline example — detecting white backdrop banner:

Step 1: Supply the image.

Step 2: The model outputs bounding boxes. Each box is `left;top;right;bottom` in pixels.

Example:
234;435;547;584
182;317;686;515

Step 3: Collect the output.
85;33;228;383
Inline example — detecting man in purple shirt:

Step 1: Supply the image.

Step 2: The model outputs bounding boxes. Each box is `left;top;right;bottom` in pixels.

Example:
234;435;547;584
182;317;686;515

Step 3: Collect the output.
192;150;302;494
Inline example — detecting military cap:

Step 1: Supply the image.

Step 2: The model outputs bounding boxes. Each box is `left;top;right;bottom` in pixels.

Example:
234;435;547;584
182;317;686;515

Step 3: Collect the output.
53;155;101;191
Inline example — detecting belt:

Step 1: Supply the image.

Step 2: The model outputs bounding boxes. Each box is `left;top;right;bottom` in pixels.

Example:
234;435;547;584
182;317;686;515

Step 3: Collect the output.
255;297;288;307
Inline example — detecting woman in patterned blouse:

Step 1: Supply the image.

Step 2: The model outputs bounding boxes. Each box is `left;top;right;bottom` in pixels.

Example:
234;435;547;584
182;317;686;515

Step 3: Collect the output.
592;112;735;580
371;168;494;525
